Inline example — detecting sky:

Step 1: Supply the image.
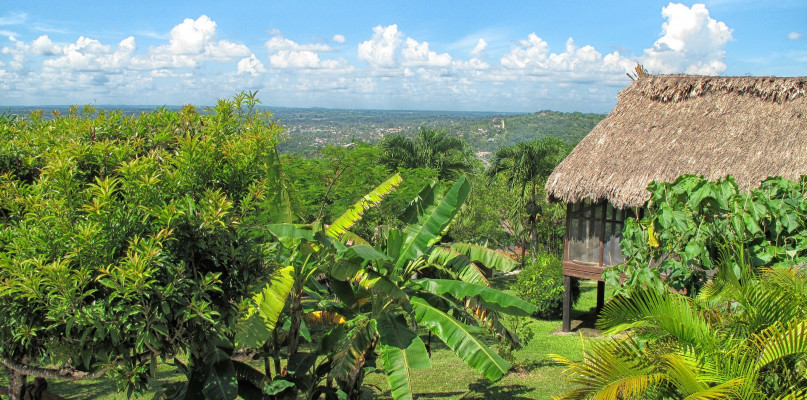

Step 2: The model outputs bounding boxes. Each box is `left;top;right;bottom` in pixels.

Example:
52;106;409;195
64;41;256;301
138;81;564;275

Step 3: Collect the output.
0;1;805;112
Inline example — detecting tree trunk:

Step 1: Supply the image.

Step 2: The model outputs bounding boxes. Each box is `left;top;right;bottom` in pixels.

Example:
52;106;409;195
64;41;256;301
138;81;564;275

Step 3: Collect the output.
6;369;26;400
529;213;537;264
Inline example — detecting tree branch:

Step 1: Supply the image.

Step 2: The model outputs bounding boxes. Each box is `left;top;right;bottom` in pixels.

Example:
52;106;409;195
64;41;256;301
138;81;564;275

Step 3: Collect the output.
1;357;113;381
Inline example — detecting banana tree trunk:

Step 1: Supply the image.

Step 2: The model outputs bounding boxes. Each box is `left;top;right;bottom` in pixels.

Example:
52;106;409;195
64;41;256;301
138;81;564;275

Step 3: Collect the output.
278;291;303;400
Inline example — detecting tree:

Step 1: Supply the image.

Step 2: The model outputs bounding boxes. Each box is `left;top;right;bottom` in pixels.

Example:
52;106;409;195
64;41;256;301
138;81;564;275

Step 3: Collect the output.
485;138;570;262
451;173;519;248
378;127;476;181
552;243;807;399
0;93;291;399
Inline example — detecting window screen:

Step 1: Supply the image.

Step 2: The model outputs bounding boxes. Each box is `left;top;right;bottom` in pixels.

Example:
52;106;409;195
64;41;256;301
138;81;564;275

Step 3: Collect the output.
566;200;630;267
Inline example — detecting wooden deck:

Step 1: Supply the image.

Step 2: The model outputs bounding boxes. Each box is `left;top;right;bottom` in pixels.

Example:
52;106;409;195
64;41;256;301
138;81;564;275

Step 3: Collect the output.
563;260;605;281
562;261;606;332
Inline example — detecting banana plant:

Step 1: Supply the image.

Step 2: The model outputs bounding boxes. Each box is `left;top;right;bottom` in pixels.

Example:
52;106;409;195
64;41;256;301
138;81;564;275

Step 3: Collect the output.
321;176;536;400
230;174;404;399
238;175;535;400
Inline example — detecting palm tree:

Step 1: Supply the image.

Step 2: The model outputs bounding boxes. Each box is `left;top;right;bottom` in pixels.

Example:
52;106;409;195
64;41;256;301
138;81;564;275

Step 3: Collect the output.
485;138;570;262
379;127;475;180
551;245;807;399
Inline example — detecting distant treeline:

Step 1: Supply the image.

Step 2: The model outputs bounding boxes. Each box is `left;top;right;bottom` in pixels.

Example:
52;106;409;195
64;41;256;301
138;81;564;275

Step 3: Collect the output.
4;105;605;154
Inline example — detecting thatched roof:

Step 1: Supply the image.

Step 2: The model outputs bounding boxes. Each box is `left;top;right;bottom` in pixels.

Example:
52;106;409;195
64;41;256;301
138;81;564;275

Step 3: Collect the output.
545;74;807;208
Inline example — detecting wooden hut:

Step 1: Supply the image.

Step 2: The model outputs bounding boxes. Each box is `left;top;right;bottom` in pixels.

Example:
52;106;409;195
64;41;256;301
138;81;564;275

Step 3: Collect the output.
545;74;807;331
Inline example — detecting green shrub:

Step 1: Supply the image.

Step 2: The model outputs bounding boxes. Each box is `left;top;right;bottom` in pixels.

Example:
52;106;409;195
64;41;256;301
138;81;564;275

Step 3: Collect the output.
512;253;579;319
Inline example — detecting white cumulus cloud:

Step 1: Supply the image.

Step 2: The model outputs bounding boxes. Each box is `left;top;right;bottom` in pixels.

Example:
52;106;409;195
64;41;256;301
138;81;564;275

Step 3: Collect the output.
401;37;451;67
470;38;487;56
270;50;321;68
332;34;346;44
357;24;403;67
149;15;249;67
237;54;266;75
788;32;804;40
265;34;333;52
42;36;136;72
501;33;551;69
31;35;60;55
640;3;733;74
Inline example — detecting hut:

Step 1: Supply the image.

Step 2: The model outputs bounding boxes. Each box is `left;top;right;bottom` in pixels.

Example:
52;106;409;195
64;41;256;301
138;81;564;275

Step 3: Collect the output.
545;74;807;332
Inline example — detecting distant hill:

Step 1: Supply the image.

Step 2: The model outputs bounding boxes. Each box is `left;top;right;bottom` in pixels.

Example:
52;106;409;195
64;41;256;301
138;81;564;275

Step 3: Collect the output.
455;110;606;153
3;105;605;155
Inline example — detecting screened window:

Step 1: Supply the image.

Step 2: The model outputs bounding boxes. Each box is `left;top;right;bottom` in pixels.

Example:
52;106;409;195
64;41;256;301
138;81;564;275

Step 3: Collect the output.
565;200;633;267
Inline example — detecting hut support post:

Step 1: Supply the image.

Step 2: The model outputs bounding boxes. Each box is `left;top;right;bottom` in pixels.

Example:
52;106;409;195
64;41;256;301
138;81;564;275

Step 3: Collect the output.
596;281;605;315
562;275;572;332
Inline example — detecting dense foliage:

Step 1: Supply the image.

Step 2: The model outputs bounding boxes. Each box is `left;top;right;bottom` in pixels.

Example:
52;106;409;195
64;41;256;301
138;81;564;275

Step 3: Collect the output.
512;253;580;319
554;243;807;399
556;175;807;399
280;143;440;235
606;175;807;294
0;95;570;400
0;93;290;398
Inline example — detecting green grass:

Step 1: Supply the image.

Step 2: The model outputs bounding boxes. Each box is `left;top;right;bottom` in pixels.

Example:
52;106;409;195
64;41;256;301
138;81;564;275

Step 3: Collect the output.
355;277;609;400
2;279;611;400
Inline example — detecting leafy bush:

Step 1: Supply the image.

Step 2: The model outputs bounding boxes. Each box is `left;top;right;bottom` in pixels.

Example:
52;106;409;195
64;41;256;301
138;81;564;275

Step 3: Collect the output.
607;175;807;295
512;253;579;319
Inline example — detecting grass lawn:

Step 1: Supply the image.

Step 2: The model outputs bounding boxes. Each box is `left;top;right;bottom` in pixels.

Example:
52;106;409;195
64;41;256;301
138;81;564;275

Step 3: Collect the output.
2;278;611;400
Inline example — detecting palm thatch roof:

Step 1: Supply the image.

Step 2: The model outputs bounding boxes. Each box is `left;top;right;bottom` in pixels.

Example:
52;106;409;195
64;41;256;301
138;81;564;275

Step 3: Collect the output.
546;74;807;208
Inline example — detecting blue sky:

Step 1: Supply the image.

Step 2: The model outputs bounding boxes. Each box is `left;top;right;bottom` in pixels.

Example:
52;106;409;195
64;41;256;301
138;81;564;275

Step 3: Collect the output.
1;1;804;112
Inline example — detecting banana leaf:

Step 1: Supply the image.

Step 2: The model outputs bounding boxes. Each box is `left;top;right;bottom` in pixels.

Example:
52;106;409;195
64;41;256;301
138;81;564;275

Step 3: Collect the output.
413;278;536;316
377;313;431;400
395;177;470;271
327;173;402;238
410;296;511;382
448;243;517;272
236;266;294;348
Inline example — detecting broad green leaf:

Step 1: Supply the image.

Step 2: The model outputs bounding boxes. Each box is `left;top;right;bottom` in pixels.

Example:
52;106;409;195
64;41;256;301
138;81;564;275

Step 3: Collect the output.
330;259;364;281
427;246;488;285
329;278;358;308
410;296;511;381
235;313;272;349
263;379;295;395
203;349;238;400
448;243;518;272
265;148;294;224
236;266;294;348
396;177;470;271
413;278;536;316
343;244;392;262
327;173;402;238
255;266;294;330
356;270;408;301
377;313;431;400
267;224;314;248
